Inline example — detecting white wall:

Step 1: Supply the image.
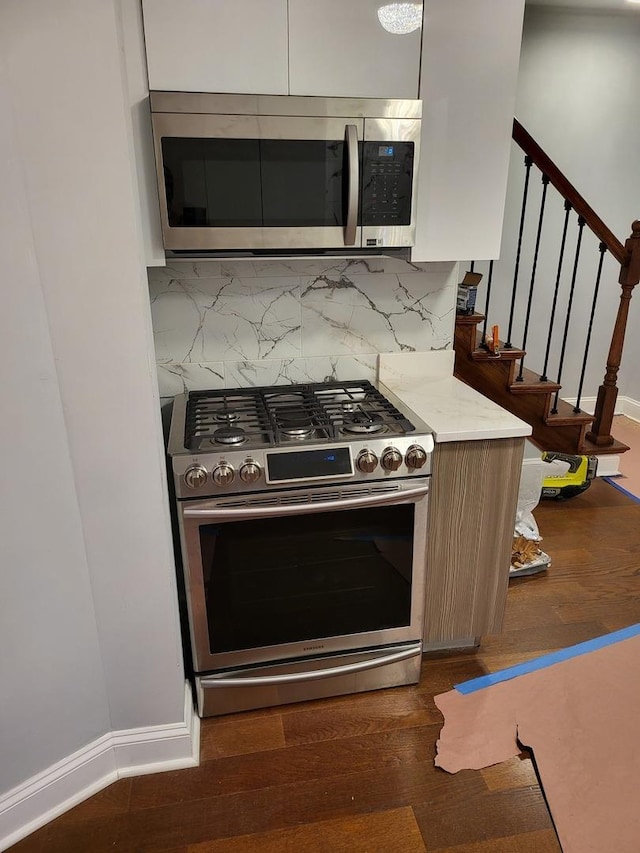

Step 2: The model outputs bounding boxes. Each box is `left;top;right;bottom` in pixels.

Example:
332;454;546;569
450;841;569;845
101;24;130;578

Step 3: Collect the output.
490;6;640;402
0;57;111;794
517;7;639;238
0;0;186;798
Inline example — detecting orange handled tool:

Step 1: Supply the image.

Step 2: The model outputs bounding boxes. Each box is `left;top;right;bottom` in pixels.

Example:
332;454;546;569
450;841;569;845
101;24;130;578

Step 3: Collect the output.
492;324;500;354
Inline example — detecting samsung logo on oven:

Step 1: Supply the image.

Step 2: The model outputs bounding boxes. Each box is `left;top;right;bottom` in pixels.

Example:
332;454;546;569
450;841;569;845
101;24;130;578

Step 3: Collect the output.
303;644;325;651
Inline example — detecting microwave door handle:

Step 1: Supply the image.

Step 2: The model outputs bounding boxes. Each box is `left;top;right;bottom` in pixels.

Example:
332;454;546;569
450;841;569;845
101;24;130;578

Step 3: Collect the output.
344;124;358;246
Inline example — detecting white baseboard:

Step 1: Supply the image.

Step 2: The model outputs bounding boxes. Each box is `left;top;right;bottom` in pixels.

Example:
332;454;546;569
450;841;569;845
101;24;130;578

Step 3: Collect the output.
595;455;621;477
618;395;640;423
561;394;640;421
0;682;199;852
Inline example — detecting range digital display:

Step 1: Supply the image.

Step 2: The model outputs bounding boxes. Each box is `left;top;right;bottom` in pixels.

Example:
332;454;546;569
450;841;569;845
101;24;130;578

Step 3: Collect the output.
267;447;352;482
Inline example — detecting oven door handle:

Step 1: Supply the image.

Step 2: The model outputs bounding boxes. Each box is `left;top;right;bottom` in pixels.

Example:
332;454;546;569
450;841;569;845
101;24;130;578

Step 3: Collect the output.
199;643;422;688
183;483;429;521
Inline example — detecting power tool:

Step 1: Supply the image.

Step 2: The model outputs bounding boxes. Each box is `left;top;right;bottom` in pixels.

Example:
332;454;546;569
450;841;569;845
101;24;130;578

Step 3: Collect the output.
540;452;598;500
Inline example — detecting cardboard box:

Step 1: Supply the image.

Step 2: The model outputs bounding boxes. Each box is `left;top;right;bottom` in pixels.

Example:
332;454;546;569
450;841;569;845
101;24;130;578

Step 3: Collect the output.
456;270;483;315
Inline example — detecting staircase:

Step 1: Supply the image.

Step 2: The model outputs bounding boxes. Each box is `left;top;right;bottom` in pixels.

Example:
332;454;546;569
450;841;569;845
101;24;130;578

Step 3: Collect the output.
454;313;624;455
453;119;640;456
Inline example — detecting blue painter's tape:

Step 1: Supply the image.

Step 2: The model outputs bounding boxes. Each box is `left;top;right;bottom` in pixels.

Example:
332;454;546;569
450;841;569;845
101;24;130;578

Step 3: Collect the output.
602;476;640;504
455;622;640;695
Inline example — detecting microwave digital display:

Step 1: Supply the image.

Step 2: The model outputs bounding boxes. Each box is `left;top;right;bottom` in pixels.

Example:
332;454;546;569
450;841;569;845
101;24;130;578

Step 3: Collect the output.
378;145;394;157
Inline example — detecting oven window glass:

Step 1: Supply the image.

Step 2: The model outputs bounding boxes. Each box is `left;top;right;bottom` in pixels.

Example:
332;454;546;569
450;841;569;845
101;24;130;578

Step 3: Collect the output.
161;137;350;228
199;505;414;653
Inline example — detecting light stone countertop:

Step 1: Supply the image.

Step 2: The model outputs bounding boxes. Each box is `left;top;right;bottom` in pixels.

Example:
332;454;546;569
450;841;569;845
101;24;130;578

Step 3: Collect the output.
378;351;532;443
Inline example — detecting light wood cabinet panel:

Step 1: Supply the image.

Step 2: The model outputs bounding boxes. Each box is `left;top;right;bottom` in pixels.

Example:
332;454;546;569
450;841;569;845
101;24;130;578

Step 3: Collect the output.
142;0;289;95
424;437;524;647
288;0;422;99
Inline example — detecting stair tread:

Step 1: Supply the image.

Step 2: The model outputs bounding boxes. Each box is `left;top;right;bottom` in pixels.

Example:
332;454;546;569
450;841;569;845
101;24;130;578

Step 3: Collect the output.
455;312;485;325
510;365;562;394
470;347;526;362
526;434;629;455
470;330;525;361
545;396;594;426
580;435;630;455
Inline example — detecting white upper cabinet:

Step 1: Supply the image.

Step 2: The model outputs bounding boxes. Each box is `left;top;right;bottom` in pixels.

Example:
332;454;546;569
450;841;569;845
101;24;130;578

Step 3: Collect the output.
142;0;421;100
288;0;422;99
142;0;289;95
412;0;526;262
118;0;165;266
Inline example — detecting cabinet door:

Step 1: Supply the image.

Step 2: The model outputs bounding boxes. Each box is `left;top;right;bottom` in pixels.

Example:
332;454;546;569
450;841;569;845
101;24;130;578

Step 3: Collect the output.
142;0;288;95
412;0;526;261
423;437;524;648
118;0;165;266
288;0;422;99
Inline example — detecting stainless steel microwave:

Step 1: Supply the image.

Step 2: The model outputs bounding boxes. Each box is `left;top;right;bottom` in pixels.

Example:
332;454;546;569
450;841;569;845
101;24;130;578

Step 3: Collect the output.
149;92;421;254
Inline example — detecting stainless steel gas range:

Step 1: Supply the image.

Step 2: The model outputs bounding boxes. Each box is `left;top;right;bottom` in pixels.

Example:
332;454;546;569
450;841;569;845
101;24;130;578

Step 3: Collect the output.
167;380;434;717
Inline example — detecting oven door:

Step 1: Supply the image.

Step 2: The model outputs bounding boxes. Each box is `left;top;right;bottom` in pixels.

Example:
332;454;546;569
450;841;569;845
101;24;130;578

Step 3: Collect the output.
152;112;364;251
178;479;429;677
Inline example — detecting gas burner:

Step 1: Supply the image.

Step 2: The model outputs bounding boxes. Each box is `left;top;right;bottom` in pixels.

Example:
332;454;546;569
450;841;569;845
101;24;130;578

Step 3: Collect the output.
213;408;240;424
342;411;386;435
276;408;316;440
269;393;304;405
341;401;357;414
281;426;315;439
213;425;247;445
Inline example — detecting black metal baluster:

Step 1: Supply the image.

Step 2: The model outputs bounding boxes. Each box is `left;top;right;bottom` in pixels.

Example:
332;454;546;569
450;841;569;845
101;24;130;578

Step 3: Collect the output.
540;199;572;381
481;260;495;346
574;242;607;413
506;155;533;348
551;215;586;414
517;174;550;381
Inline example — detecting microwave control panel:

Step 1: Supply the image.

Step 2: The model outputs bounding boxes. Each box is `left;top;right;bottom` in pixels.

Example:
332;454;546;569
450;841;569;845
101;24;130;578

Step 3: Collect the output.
360;141;414;227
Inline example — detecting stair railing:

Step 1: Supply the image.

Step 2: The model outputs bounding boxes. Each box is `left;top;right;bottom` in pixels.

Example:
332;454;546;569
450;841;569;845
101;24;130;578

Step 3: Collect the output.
471;118;640;449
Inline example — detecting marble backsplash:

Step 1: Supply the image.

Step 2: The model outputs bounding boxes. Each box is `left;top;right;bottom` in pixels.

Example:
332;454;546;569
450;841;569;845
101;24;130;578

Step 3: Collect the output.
147;257;458;396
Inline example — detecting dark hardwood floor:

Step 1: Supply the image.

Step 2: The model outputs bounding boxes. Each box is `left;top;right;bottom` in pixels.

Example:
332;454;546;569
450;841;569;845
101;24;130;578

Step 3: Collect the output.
10;478;640;852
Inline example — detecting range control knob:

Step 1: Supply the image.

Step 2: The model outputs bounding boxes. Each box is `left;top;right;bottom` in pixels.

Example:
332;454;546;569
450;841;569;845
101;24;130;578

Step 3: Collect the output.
213;463;235;487
381;447;403;472
357;450;379;473
239;462;262;484
405;444;428;470
184;464;208;489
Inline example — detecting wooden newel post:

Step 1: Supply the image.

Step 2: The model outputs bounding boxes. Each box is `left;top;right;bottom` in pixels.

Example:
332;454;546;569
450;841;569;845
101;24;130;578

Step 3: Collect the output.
586;220;640;446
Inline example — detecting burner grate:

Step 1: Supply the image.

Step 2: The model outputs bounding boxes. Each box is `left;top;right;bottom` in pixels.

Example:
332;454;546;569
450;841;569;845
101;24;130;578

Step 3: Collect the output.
264;388;337;443
185;390;274;451
313;381;415;435
183;380;415;450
